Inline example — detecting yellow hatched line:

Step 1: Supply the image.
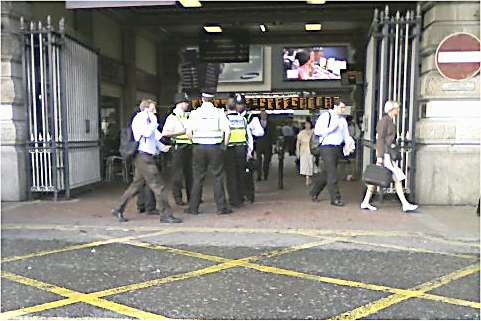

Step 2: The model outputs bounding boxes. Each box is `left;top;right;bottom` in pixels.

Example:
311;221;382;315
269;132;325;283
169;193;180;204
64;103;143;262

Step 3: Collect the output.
0;271;167;320
330;263;481;320
315;236;478;260
1;239;332;319
125;240;481;310
3;224;479;248
1;230;173;263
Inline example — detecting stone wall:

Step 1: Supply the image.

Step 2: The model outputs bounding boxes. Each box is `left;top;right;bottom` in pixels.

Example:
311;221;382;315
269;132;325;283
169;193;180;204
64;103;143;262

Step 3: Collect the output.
1;2;32;201
416;1;480;205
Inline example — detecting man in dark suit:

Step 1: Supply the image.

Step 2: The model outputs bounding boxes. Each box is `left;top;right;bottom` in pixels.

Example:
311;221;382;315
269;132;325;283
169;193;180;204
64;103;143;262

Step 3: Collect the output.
256;110;274;181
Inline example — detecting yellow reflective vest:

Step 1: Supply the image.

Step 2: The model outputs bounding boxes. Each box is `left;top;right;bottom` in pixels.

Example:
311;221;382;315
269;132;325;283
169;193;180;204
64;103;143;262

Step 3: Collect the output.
173;111;192;145
226;110;247;145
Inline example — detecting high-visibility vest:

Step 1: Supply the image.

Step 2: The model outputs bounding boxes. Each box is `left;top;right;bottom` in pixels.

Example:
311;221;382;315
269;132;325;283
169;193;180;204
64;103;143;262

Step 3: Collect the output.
172;111;192;145
192;106;224;145
226;111;247;145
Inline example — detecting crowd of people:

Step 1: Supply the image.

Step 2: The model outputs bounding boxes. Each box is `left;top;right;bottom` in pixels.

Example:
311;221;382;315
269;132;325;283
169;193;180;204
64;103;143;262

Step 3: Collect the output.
110;92;418;223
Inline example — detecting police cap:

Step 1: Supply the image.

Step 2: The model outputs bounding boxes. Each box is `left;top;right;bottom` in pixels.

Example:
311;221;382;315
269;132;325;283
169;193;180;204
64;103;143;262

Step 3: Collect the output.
234;93;246;105
174;92;190;104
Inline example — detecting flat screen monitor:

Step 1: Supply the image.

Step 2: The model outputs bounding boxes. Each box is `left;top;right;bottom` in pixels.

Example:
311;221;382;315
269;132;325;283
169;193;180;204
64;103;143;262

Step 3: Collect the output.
283;46;348;81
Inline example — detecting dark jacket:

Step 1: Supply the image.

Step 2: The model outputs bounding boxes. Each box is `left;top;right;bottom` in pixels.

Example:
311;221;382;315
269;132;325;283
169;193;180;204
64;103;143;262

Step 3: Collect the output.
256;119;274;150
376;114;396;158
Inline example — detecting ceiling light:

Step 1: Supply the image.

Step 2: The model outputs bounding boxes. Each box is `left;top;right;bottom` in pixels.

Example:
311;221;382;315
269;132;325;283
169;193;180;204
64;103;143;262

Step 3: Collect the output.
305;23;322;31
307;0;326;4
203;25;222;33
260;24;266;32
179;0;202;7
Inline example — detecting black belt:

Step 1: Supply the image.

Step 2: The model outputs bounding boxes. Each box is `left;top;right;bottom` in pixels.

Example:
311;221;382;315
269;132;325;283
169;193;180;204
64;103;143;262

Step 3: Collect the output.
320;144;342;148
138;151;154;157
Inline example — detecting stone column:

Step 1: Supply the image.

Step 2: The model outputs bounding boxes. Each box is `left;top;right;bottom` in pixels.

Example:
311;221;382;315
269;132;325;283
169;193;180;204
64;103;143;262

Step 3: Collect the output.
416;1;480;205
1;1;32;201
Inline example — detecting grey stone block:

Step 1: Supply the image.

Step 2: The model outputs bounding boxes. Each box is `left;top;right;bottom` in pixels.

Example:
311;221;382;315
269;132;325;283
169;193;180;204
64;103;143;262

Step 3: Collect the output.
0;145;27;201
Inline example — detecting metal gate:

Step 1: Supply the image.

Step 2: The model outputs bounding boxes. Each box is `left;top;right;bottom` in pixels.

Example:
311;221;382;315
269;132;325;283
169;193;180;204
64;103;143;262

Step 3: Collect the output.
21;16;101;200
362;5;421;200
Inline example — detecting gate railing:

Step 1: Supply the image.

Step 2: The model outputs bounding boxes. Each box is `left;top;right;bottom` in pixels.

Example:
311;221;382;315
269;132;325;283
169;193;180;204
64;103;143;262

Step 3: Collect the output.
363;5;421;201
21;16;68;200
20;16;101;200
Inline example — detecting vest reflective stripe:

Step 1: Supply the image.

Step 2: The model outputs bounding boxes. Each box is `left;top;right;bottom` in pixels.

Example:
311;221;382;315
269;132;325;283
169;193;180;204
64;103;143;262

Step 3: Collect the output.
173;112;192;144
192;110;223;145
227;112;247;145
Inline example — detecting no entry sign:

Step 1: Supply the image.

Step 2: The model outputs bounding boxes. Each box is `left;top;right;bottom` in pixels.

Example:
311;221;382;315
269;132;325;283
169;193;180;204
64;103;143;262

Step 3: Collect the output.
435;32;481;81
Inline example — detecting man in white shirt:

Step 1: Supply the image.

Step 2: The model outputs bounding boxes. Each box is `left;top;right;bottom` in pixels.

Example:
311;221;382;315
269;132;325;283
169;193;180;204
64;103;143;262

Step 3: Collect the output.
162;92;193;206
234;94;265;203
112;99;182;223
184;91;232;215
311;99;351;207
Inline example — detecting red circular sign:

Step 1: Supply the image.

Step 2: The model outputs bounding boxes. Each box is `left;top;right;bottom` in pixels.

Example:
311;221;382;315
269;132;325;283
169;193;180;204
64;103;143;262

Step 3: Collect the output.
435;32;480;81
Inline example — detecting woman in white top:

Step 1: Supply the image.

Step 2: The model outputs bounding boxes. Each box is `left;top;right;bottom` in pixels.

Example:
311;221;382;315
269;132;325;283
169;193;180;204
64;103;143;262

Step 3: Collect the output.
296;120;315;186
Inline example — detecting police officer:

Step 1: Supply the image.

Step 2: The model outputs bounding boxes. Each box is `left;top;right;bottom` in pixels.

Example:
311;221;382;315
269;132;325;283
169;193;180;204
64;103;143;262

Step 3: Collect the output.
162;92;192;206
224;94;252;208
185;90;232;215
235;94;264;203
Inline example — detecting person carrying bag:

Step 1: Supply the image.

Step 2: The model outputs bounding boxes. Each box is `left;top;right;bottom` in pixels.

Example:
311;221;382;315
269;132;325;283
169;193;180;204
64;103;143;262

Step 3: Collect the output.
361;100;418;213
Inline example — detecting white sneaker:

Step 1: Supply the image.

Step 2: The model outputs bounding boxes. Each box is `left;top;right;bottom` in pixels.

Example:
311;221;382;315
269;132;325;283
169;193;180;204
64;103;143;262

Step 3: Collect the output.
402;203;419;212
361;202;377;211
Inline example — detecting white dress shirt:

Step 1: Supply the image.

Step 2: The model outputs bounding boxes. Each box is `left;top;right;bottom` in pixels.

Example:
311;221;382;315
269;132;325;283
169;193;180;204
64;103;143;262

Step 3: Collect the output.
314;110;350;146
132;110;166;155
240;111;264;157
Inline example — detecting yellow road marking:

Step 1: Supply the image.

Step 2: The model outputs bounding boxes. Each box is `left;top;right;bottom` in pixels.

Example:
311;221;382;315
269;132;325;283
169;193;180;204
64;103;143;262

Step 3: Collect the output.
330;263;481;320
1;240;330;318
0;271;167;320
1;230;173;263
125;240;481;310
3;224;479;248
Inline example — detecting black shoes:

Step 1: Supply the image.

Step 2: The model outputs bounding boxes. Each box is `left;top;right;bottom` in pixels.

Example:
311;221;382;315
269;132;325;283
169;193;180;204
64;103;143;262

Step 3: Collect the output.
160;214;182;224
331;199;345;207
217;208;233;215
112;208;128;222
184;208;200;215
311;195;320;203
145;210;160;215
175;200;187;206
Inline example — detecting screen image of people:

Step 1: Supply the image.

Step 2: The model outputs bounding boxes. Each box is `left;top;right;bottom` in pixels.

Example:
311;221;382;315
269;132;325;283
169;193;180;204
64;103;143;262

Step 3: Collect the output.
283;46;348;80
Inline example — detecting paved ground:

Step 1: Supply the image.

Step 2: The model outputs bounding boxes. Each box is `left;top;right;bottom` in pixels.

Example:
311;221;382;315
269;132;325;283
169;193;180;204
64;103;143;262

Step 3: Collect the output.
1;157;480;319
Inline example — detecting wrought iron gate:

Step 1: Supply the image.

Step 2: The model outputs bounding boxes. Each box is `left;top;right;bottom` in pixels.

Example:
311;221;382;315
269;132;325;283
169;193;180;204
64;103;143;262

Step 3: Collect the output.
21;16;101;200
362;5;421;200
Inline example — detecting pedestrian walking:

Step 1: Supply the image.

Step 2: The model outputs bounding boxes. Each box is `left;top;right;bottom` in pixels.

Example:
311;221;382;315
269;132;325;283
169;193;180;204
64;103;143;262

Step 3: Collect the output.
256;110;274;181
224;94;251;208
310;99;353;206
162;92;193;206
296;120;315;186
360;100;418;212
184;90;232;215
112;99;182;223
235;94;264;203
281;119;296;156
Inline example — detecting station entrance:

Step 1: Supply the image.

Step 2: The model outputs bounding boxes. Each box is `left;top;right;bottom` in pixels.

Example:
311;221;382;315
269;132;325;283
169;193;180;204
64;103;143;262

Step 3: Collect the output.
20;1;420;209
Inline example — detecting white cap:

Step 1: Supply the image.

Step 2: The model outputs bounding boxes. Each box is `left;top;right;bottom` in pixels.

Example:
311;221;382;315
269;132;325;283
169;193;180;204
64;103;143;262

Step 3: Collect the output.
202;92;215;98
384;100;399;114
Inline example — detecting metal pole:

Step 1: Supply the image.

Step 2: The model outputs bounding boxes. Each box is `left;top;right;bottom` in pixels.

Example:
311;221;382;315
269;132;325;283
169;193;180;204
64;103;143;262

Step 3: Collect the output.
368;9;380;165
21;17;33;200
58;18;70;199
379;6;390;120
401;12;411;183
47;16;59;201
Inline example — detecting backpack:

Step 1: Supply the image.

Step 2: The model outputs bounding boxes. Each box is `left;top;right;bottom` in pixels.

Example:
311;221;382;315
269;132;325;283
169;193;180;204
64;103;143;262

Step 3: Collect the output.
119;125;138;160
310;111;331;157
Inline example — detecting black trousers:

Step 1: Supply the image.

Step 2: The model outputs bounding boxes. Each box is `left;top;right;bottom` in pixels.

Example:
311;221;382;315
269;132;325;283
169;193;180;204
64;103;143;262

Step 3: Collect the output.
256;144;272;180
171;144;193;203
136;184;156;212
189;145;227;212
225;145;248;207
310;146;342;201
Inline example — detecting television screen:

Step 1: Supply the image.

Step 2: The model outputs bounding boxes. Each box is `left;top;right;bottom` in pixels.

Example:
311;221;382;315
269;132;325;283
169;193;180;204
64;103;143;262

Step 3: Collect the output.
283;46;348;80
218;45;264;83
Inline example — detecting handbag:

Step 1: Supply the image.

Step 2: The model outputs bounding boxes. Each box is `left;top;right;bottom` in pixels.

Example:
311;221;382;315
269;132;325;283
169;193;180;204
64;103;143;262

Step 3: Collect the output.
363;164;393;188
310;112;331;157
387;144;401;161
